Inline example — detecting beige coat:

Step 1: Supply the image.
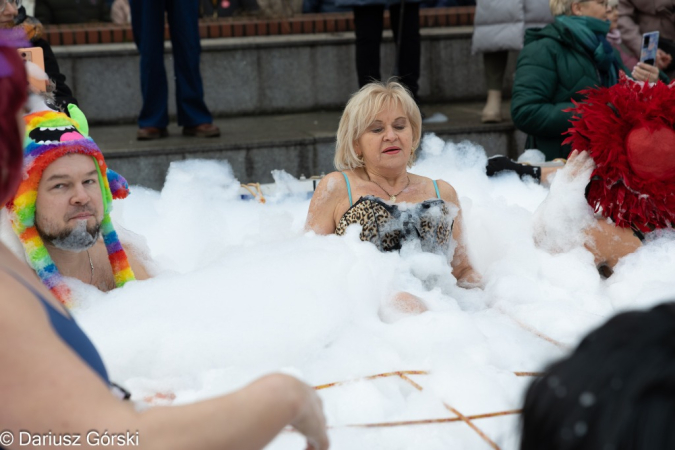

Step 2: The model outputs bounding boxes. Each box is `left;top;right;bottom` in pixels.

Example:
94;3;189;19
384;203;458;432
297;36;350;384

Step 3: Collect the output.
618;0;675;57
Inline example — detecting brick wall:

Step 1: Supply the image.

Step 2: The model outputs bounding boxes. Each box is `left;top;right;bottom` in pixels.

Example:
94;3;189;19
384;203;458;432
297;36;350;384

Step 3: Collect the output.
43;6;474;46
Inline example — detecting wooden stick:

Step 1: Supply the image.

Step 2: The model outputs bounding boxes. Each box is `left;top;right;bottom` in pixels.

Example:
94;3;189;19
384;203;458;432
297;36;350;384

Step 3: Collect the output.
443;403;501;450
310;369;535;447
314;370;429;390
340;409;522;429
240;183;266;203
398;373;424;391
514;371;544;377
495;306;569;349
315;370;541;391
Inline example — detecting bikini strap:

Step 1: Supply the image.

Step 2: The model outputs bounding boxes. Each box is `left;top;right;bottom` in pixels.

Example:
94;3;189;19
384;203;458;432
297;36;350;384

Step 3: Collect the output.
342;172;353;207
433;180;441;199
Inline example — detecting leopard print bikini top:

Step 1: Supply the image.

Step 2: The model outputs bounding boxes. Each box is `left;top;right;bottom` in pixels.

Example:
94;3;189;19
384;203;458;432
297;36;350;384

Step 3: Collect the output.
335;173;454;253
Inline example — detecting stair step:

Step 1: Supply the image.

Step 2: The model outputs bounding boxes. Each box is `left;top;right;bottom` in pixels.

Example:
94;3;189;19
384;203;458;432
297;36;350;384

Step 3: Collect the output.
94;101;524;190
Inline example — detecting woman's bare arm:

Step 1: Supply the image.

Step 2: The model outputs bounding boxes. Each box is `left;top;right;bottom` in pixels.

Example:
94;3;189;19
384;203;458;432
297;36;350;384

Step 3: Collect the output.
436;180;482;288
305;172;348;235
0;271;328;450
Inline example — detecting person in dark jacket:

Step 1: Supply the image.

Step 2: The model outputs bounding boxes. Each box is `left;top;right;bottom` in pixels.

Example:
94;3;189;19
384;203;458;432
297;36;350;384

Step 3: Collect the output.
0;2;77;108
521;302;675;450
34;0;110;24
510;0;661;160
303;0;350;12
336;0;422;103
201;0;260;18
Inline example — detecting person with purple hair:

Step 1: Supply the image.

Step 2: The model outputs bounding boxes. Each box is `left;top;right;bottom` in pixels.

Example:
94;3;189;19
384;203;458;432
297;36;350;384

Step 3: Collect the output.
0;29;329;450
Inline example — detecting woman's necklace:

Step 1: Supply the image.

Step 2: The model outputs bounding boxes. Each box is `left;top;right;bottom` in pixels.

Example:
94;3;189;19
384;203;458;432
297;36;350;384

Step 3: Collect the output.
86;249;94;284
368;174;410;202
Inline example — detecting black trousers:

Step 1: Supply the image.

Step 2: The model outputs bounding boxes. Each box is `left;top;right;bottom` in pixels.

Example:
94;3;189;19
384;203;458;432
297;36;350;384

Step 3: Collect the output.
353;2;421;101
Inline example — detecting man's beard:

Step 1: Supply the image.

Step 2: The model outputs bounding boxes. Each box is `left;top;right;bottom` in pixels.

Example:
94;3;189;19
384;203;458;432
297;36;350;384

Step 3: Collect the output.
37;217;101;252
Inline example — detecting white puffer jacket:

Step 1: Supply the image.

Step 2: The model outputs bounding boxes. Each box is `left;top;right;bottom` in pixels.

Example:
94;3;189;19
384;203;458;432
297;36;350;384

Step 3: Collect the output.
471;0;553;53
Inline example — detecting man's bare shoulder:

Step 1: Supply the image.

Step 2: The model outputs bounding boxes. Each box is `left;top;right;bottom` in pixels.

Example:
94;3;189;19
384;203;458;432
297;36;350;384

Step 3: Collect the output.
93;236;153;281
119;239;152;280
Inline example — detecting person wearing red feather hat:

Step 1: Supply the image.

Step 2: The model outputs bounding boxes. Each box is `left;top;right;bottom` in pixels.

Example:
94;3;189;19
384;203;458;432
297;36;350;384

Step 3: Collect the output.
535;74;675;275
566;74;675;235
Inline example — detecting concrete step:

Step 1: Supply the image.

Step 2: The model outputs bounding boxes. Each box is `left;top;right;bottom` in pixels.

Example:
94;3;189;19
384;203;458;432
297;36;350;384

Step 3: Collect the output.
93;100;525;190
54;27;519;125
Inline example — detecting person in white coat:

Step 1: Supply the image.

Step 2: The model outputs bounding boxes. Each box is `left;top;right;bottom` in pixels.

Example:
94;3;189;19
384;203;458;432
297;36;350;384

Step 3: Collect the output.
471;0;553;122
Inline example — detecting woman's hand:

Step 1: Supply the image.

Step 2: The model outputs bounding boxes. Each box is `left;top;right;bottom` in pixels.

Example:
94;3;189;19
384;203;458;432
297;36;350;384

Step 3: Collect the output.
632;62;660;83
656;49;673;71
436;180;483;289
455;267;483;289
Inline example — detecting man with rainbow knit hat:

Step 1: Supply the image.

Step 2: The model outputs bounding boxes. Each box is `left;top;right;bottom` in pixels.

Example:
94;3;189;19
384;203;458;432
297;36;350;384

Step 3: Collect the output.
5;102;149;306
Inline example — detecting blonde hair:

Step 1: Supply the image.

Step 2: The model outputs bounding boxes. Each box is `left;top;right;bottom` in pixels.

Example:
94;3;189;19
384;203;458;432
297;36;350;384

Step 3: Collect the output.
608;0;618;8
334;80;422;171
549;0;575;15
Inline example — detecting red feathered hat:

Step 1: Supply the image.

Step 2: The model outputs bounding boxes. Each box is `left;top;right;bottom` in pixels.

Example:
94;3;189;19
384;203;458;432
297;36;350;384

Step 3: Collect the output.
564;74;675;233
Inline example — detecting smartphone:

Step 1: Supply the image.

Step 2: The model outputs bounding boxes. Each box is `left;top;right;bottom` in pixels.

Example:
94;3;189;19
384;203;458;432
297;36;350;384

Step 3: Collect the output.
17;47;47;92
640;31;659;66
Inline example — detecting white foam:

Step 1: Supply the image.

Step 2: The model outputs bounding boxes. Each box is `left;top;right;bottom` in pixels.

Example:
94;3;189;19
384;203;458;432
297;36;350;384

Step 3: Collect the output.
8;134;675;449
517;149;546;165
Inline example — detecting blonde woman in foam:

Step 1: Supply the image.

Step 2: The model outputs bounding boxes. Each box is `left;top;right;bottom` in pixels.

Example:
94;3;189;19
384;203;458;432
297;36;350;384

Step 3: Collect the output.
306;81;481;316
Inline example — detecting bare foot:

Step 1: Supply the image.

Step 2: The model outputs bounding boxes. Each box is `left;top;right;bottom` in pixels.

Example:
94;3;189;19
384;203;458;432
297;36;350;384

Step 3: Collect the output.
379;291;428;323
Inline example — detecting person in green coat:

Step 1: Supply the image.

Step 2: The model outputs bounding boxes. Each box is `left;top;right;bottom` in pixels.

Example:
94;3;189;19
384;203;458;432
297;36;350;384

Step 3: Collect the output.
511;0;662;160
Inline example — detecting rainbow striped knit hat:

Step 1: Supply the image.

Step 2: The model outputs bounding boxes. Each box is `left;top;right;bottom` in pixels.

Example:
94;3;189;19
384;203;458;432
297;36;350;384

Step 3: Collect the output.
5;105;135;305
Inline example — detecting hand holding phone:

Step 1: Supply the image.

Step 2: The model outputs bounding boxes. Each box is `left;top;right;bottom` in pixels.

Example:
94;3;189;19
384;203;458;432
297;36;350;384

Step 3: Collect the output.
17;47;47;92
656;48;673;70
632;62;660;83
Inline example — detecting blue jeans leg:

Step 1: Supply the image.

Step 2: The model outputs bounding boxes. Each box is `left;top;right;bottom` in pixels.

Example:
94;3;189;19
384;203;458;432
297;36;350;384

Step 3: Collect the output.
130;0;170;128
166;0;212;127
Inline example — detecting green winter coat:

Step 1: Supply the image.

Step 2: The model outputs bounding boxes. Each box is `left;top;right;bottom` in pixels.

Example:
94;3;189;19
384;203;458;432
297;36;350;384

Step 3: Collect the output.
510;20;632;160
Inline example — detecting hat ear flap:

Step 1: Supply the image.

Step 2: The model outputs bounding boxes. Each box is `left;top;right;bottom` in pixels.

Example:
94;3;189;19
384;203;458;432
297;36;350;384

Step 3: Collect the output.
107;168;130;200
67;104;89;137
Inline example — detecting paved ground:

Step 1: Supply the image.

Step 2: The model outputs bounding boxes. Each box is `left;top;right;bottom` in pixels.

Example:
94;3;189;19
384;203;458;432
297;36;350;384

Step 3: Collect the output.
91;100;516;158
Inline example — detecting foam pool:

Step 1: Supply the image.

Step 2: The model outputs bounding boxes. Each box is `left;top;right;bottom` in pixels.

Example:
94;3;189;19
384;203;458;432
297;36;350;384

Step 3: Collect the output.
18;134;675;449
